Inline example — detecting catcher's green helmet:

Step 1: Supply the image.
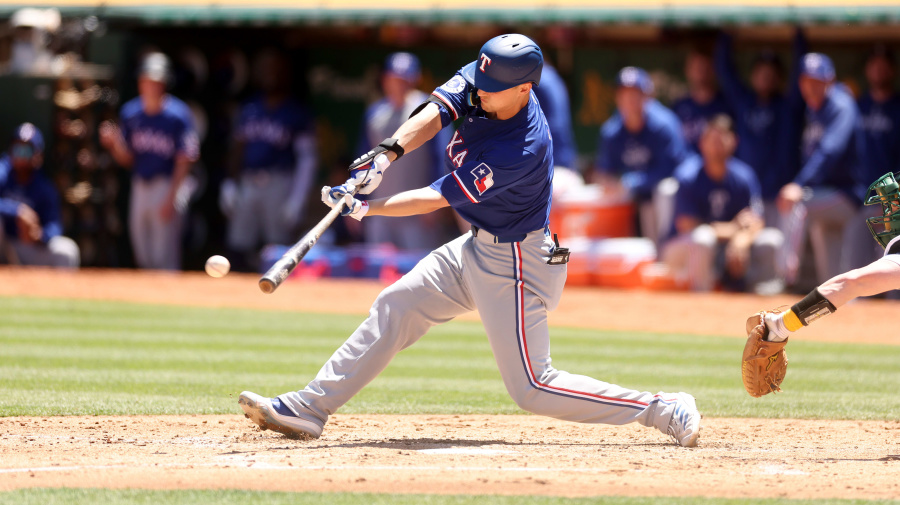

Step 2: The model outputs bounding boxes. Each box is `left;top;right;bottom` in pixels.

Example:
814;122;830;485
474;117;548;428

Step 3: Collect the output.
865;172;900;248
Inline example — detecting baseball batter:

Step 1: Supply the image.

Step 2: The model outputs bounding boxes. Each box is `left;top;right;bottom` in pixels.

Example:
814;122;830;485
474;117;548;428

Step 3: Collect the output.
240;34;701;447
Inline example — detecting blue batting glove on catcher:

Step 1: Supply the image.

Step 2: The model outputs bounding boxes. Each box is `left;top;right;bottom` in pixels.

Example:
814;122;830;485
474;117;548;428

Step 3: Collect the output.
347;153;390;195
321;184;368;221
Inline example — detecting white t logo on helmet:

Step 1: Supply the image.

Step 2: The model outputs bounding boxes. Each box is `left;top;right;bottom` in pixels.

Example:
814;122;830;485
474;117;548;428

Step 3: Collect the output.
479;53;493;72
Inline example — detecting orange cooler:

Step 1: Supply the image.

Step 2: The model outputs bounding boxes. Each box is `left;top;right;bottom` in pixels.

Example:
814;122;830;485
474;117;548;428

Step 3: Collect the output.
591;238;656;288
550;185;634;239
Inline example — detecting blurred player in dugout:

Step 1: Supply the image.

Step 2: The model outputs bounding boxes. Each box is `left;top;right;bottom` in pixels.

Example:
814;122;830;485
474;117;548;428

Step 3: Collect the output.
672;48;732;154
851;45;900;271
714;29;808;227
356;52;449;250
533;61;583;196
221;49;318;271
662;115;783;293
0;123;80;268
99;52;200;270
595;67;689;247
778;52;860;287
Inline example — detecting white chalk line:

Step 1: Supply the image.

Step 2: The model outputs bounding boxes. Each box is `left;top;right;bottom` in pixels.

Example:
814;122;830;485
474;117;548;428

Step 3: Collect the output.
0;463;619;475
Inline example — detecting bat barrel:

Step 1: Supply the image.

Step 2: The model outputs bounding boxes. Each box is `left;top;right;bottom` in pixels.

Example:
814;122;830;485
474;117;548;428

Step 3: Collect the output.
256;197;351;295
258;278;277;294
258;253;301;294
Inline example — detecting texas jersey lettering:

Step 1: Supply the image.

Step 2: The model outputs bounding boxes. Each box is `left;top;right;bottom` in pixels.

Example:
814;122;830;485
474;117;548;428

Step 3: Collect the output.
429;66;553;235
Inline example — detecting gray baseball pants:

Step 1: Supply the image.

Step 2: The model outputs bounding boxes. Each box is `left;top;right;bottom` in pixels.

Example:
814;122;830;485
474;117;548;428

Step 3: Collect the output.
227;171;297;252
129;176;184;270
279;228;682;435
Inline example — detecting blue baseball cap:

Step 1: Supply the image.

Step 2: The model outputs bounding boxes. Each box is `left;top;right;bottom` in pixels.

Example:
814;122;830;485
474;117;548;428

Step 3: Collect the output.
12;123;43;153
800;53;836;82
139;52;172;84
616;66;654;94
384;52;421;83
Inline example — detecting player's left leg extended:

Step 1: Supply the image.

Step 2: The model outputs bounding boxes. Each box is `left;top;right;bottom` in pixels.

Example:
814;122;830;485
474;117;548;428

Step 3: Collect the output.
465;229;696;439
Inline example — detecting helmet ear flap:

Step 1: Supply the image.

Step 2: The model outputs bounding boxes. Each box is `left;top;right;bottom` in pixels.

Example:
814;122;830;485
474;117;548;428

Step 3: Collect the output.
467;88;481;107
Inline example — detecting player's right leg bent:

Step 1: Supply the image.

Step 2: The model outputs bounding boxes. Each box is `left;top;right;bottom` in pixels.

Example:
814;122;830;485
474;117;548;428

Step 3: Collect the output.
246;233;477;438
466;230;700;447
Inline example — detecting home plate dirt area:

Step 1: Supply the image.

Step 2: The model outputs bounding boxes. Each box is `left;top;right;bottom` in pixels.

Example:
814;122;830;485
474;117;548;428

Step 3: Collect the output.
1;414;900;499
1;268;900;499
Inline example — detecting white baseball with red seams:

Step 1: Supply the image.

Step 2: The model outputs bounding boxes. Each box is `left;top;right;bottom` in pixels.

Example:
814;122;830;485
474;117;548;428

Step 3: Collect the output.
204;255;230;278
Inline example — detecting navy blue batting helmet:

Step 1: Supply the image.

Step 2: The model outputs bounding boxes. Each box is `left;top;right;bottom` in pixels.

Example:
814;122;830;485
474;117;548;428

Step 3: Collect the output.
462;34;543;92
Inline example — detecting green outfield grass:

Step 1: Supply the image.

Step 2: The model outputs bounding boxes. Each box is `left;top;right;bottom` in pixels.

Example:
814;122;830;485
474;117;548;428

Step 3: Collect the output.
1;489;898;505
1;296;899;420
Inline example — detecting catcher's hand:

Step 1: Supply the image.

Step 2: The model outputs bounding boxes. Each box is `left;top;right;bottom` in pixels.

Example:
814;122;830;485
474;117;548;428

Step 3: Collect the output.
742;311;789;397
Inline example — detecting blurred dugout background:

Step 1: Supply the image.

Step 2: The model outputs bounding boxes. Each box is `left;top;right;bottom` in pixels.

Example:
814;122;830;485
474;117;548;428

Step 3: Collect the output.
0;0;898;270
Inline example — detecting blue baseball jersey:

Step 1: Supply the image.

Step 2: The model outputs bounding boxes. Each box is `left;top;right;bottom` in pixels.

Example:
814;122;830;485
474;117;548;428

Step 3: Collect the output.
671;154;763;237
119;95;199;180
794;84;858;193
671;93;732;152
0;155;63;243
427;69;554;237
532;65;578;169
855;93;900;200
596;99;688;198
235;95;314;172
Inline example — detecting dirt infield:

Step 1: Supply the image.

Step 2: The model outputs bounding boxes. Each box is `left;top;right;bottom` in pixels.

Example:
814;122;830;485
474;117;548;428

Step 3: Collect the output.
2;415;900;499
2;267;900;499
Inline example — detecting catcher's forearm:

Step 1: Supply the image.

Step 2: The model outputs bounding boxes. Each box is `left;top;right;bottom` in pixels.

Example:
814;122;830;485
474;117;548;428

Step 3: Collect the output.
762;289;838;343
817;257;900;308
782;288;837;331
773;259;900;335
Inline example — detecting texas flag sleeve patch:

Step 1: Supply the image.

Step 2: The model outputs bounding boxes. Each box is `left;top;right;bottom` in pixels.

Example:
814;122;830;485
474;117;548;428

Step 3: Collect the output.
471;163;494;195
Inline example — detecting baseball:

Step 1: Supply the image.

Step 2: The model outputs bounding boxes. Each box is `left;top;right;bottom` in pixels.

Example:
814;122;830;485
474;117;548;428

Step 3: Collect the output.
205;255;230;278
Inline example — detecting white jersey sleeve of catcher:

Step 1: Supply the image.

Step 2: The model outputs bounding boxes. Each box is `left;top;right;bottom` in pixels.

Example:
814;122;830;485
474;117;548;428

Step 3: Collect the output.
882;235;900;265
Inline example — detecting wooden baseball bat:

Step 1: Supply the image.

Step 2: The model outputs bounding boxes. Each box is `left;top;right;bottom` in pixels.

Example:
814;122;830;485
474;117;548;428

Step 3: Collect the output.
258;185;357;294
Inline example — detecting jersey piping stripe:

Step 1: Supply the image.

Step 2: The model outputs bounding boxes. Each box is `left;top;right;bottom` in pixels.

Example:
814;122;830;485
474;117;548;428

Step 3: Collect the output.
511;242;678;411
885;235;900;256
431;91;459;121
452;171;479;203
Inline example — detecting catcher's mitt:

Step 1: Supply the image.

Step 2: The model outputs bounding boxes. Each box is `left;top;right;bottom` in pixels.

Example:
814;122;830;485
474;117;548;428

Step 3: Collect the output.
742;311;789;397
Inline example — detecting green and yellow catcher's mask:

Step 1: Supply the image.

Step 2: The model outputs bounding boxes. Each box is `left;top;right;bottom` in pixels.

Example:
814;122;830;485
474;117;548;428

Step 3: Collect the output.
866;172;900;248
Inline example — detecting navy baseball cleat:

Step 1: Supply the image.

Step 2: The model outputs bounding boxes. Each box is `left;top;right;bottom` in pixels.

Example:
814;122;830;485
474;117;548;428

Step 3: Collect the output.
666;392;701;448
238;391;323;439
